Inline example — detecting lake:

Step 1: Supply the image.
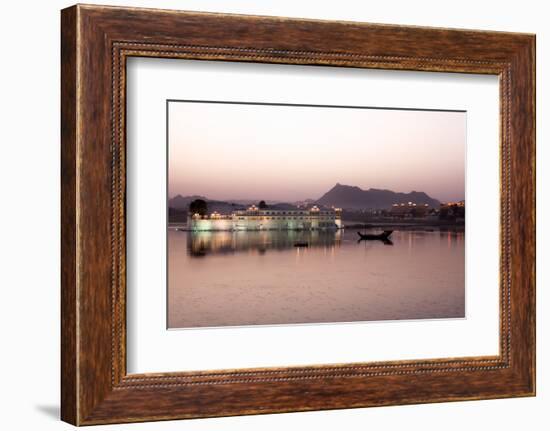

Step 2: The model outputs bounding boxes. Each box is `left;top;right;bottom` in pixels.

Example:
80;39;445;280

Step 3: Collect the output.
167;227;465;328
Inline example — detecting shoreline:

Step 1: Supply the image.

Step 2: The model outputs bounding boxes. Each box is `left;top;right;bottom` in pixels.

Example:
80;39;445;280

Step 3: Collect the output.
168;221;465;232
342;221;465;230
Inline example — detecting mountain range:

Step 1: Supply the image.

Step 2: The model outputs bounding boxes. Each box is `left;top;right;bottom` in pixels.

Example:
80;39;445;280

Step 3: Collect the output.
169;183;440;212
316;183;440;209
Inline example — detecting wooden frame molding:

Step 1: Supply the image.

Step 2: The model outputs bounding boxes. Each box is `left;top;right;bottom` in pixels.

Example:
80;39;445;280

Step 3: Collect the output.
61;4;535;425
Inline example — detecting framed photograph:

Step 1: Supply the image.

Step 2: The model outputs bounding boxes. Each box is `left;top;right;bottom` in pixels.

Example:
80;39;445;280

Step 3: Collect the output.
61;4;535;425
165;100;466;330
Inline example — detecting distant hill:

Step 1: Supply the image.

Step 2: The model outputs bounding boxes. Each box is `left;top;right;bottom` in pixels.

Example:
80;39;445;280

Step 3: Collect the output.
169;195;282;210
293;198;316;207
168;195;249;220
316;183;440;209
169;185;441;216
224;199;280;206
168;195;207;210
269;202;299;210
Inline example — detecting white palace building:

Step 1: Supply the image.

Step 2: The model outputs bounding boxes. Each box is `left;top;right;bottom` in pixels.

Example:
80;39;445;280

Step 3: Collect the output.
187;205;342;231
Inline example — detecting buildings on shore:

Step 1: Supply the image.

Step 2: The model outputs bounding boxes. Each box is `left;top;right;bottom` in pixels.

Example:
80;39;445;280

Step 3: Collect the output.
389;202;431;218
187;205;342;231
389;200;464;221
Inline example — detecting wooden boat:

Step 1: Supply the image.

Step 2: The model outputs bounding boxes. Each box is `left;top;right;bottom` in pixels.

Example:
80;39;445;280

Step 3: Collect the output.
357;230;393;240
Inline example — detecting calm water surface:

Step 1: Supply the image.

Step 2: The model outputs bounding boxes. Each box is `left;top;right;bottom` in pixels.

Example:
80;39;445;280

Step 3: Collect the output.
168;227;465;328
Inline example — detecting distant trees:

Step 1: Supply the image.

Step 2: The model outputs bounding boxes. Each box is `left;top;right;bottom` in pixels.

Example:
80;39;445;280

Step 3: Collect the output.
439;203;465;220
410;207;422;218
438;206;449;220
258;200;268;209
189;199;207;216
453;204;465;219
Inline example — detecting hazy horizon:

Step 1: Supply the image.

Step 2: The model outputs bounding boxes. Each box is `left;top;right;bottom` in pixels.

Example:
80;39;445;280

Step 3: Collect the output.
169;101;466;203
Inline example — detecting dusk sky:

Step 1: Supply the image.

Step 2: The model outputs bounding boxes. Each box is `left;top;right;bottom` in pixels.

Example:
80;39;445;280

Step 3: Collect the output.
168;101;465;203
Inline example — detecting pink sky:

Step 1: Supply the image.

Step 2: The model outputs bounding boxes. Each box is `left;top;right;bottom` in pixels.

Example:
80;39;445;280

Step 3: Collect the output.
168;101;465;203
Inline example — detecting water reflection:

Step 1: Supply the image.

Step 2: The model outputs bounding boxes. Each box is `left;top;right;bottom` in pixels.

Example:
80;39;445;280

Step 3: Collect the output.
181;227;464;257
186;229;343;257
168;227;466;328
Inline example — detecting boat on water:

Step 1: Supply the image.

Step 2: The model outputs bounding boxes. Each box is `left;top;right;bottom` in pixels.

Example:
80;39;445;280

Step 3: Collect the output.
357;230;393;241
